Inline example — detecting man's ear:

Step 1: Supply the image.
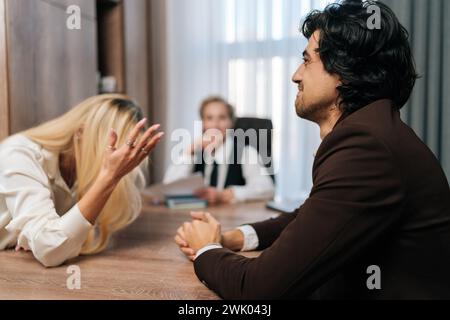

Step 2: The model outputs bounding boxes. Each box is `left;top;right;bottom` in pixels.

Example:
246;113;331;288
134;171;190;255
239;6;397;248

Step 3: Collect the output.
334;75;343;88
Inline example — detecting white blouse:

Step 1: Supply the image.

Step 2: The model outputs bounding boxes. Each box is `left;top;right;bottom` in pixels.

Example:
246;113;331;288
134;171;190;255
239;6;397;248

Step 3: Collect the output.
0;134;145;267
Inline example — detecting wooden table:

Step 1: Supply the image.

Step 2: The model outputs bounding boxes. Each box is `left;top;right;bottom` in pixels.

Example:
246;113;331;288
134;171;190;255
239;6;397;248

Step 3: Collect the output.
0;198;278;299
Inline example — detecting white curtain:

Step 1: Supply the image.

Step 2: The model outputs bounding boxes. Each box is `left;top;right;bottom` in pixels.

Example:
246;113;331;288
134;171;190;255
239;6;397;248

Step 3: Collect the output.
163;0;332;200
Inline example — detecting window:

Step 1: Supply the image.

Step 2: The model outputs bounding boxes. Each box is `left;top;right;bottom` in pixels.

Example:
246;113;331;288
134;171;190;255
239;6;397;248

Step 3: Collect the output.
166;0;332;199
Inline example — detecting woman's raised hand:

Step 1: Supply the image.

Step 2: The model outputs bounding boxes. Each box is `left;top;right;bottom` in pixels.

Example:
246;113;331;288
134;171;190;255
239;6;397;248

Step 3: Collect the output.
101;118;164;182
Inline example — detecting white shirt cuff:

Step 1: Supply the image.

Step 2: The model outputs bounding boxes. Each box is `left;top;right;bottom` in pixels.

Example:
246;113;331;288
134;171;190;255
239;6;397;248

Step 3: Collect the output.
59;204;93;240
237;225;259;251
195;243;223;259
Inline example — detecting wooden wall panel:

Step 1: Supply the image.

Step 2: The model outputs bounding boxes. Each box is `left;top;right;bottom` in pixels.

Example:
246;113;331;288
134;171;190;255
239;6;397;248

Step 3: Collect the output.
123;0;149;117
147;0;168;183
42;0;96;20
97;0;150;117
6;0;98;134
2;0;153;145
97;0;125;92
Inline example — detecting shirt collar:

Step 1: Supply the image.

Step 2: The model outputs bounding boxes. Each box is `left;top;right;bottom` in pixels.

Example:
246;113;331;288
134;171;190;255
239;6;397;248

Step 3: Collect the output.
41;147;75;195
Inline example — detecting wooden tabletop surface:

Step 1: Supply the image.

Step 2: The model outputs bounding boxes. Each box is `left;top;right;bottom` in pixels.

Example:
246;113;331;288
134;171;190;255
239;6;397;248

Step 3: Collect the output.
0;197;278;300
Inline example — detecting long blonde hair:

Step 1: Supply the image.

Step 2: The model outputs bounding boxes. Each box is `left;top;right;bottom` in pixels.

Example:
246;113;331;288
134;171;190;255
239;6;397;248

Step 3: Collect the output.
21;94;148;254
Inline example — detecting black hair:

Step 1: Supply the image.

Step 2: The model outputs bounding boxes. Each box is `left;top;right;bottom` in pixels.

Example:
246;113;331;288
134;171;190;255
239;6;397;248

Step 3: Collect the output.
112;98;147;130
112;98;143;120
301;0;418;114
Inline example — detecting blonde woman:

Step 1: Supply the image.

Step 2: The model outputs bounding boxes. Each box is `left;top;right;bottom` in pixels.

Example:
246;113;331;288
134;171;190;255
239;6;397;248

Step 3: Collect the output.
0;94;164;267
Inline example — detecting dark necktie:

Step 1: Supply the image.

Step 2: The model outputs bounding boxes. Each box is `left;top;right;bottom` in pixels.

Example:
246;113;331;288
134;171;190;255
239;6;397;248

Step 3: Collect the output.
209;160;218;187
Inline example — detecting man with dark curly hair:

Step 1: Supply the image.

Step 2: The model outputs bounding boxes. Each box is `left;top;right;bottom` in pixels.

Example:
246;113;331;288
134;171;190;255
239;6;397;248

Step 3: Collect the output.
174;0;450;299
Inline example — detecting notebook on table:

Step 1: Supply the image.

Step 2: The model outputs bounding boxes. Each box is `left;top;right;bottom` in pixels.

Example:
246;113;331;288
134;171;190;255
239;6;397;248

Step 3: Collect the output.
165;195;208;210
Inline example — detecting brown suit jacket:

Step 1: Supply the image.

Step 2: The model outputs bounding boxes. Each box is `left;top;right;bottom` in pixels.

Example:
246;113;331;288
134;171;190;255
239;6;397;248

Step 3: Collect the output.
194;99;450;299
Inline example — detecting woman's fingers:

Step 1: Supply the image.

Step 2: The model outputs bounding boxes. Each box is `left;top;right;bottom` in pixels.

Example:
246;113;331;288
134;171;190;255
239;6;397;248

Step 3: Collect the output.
135;124;161;151
125;118;147;149
101;120;163;182
145;132;164;151
137;132;164;160
108;128;118;151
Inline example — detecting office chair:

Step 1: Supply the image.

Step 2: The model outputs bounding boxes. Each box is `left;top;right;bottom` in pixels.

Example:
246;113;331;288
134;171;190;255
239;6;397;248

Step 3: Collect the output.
233;117;275;183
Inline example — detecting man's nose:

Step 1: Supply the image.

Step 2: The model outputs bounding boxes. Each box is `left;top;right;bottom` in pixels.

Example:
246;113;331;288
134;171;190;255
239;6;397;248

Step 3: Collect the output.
292;65;303;84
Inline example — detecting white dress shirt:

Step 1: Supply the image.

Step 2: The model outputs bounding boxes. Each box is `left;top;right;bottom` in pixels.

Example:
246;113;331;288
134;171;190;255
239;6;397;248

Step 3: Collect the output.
163;137;275;202
0;134;145;267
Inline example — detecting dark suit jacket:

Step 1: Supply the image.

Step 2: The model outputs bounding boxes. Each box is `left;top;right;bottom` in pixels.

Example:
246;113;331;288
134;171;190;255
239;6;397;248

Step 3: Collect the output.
194;99;450;299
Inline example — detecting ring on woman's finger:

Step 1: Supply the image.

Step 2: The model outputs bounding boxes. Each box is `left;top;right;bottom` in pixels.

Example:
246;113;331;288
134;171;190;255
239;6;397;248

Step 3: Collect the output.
126;140;136;148
141;148;149;154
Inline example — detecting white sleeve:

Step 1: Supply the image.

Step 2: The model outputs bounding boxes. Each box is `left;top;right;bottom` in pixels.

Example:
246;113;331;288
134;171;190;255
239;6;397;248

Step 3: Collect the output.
231;146;275;202
0;146;92;267
195;225;259;258
237;225;259;251
195;243;223;259
163;151;196;184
